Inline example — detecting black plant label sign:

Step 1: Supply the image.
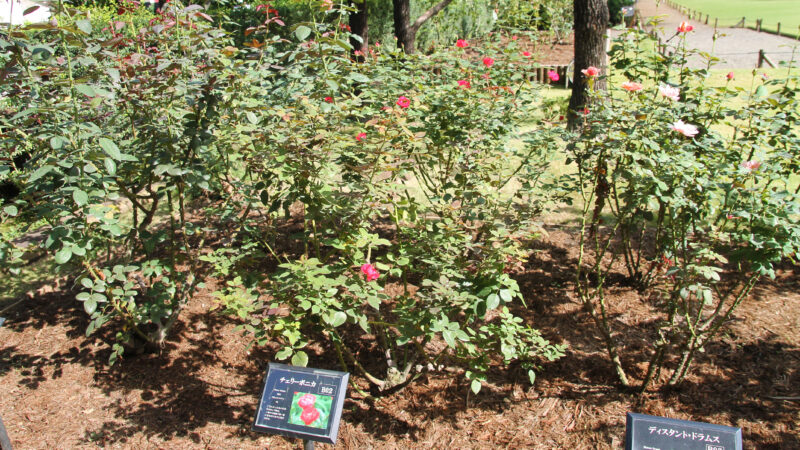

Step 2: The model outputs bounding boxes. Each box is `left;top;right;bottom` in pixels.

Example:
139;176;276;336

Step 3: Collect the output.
253;363;349;445
626;412;742;450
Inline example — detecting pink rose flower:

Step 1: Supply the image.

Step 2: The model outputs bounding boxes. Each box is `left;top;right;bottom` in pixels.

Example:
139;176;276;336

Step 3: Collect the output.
658;84;680;101
455;39;468;48
522;51;531;57
740;160;761;171
457;79;471;89
324;96;333;103
581;66;599;77
670;120;699;138
726;71;734;80
511;35;518;41
396;96;410;109
356;132;366;141
677;21;693;33
621;81;643;92
360;263;379;282
482;56;494;68
547;70;559;82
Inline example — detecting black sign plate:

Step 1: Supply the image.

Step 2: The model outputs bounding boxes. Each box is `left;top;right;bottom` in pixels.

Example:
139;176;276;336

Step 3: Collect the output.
253;363;349;445
626;412;743;450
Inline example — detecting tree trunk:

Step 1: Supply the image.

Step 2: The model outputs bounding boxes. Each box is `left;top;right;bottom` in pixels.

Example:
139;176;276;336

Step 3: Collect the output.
350;0;369;57
568;0;609;129
393;0;414;53
393;0;455;54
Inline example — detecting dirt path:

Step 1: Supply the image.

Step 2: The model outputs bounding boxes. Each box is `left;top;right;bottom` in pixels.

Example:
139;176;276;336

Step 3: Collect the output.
636;0;799;68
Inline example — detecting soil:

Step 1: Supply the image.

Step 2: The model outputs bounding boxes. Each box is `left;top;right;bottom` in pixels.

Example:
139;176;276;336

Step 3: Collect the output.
2;15;799;449
1;224;798;449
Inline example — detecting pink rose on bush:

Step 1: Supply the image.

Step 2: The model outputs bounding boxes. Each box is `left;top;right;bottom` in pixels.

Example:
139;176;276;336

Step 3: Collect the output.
482;57;494;68
740;160;762;171
324;96;333;103
547;70;559;82
621;81;643;92
361;263;379;282
726;71;735;80
670;120;699;138
658;84;680;101
356;132;366;142
396;96;410;108
677;21;693;33
455;39;468;48
457;79;471;89
522;51;531;57
581;66;599;77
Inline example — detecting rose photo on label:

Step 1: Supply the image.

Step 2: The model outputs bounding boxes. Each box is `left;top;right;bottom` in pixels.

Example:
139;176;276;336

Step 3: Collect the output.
288;392;333;429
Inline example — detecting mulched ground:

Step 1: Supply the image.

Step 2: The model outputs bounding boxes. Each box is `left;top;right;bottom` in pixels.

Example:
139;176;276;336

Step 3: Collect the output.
1;223;798;449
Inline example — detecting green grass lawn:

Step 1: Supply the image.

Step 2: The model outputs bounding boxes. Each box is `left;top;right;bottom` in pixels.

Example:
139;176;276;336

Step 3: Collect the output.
670;0;800;36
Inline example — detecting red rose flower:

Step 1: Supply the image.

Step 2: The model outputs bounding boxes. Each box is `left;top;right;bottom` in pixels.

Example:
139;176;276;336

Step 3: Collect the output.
396;96;410;109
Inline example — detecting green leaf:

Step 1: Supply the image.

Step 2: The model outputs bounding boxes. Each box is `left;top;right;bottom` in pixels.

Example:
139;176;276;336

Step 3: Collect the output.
292;350;309;367
3;205;17;216
528;370;536;385
84;298;97;315
50;136;67;150
246;111;258;125
98;138;122;160
367;296;381;310
755;85;767;98
295;25;312;41
325;79;339;92
442;330;456;348
76;19;92;34
104;157;117;176
73;189;88;206
470;379;482;394
28;165;54;183
54;247;72;264
486;293;500;310
331;311;347;327
76;292;90;301
349;73;370;83
75;84;96;97
275;347;292;360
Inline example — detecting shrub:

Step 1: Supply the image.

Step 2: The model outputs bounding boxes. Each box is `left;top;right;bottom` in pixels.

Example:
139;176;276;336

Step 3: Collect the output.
211;26;566;393
0;2;241;362
568;27;800;391
1;2;565;391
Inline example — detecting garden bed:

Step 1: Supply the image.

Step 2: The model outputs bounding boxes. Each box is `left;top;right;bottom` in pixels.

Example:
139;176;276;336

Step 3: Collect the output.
0;226;797;449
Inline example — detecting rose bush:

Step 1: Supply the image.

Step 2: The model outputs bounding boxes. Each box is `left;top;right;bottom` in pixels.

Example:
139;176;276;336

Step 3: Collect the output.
568;26;800;390
156;10;567;394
